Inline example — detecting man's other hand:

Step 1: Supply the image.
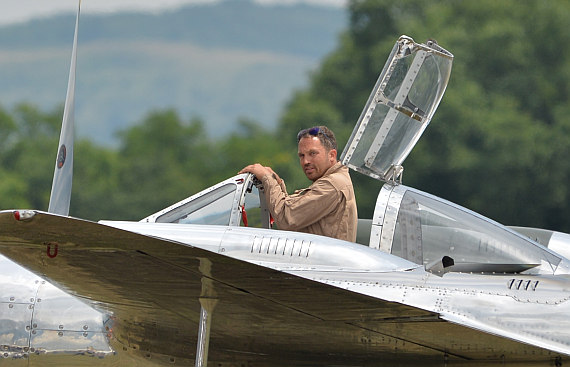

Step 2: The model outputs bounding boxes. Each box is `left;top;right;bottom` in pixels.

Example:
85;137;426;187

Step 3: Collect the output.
239;164;271;180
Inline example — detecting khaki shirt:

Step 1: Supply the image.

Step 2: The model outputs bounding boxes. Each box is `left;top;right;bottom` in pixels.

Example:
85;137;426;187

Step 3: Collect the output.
261;162;358;242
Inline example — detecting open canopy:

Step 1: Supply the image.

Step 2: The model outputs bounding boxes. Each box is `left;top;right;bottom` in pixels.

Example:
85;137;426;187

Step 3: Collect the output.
341;35;453;182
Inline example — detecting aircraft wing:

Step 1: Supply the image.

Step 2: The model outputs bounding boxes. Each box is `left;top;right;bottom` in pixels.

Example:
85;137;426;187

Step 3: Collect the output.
0;211;564;366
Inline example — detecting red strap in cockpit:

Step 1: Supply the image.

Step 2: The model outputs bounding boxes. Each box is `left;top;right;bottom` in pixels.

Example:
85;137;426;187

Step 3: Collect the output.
241;205;248;227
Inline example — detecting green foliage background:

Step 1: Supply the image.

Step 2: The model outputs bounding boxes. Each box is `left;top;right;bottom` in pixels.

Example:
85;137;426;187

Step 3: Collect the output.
1;0;569;232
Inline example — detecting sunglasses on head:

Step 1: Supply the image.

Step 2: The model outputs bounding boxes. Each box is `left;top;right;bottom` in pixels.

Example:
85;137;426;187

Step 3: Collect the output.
297;127;335;148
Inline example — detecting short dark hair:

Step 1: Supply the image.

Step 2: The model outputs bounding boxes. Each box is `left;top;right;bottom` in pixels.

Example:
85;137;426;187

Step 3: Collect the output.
296;125;337;151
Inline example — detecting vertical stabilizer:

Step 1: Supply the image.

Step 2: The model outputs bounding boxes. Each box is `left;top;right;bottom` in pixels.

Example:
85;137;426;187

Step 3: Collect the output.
48;1;80;216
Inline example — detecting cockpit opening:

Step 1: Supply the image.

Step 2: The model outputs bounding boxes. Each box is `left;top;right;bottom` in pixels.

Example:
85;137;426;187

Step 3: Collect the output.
141;171;562;276
141;174;273;229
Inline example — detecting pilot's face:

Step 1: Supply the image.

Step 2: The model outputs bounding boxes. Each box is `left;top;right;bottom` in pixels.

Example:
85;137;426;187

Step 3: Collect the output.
297;137;336;181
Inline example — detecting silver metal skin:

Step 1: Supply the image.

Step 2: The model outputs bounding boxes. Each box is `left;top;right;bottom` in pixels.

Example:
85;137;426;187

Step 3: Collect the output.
3;173;570;365
0;254;113;362
3;13;570;366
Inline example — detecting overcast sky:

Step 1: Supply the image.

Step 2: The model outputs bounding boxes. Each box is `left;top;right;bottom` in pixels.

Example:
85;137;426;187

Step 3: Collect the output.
0;0;347;25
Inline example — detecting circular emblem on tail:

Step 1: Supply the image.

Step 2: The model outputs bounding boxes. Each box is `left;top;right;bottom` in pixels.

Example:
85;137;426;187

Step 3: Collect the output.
57;144;67;169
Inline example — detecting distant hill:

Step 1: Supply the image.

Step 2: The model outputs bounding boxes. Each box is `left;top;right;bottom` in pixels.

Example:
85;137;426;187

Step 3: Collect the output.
0;0;346;144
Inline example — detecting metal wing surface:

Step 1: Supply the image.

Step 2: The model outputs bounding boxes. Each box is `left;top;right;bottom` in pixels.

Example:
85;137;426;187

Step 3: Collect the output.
0;211;563;366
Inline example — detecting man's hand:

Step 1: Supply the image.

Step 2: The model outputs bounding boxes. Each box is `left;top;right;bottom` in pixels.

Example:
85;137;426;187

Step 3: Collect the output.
239;164;271;180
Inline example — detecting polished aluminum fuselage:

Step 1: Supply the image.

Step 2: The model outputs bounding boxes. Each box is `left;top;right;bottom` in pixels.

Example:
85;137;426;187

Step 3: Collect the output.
2;210;570;366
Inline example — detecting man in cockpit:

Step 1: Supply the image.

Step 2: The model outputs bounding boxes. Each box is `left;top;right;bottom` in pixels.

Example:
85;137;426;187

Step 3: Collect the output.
240;125;357;242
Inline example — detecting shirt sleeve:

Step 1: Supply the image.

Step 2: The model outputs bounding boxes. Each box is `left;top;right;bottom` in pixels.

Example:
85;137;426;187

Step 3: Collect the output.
261;174;342;231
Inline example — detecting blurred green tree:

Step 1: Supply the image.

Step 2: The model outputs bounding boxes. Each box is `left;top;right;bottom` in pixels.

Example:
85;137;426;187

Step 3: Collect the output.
0;103;60;210
112;109;212;220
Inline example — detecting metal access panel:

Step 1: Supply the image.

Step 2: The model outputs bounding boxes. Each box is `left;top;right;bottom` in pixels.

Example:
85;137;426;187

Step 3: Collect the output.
341;35;453;182
0;302;32;360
